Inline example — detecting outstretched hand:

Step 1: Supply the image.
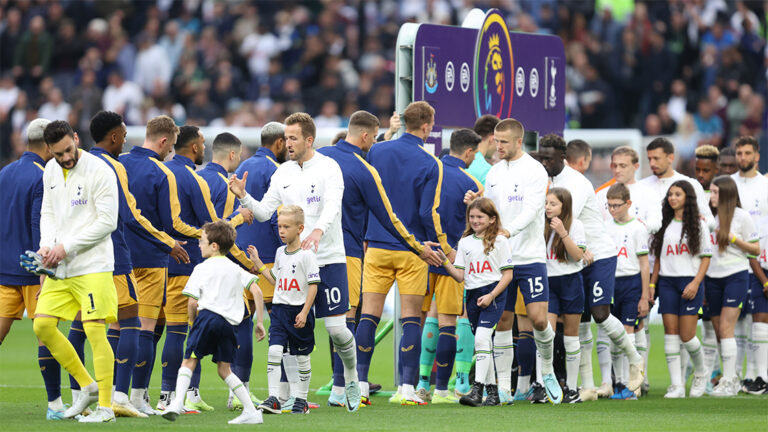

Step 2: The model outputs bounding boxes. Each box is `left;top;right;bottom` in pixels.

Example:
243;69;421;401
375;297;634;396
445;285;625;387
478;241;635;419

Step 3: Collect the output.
229;172;248;199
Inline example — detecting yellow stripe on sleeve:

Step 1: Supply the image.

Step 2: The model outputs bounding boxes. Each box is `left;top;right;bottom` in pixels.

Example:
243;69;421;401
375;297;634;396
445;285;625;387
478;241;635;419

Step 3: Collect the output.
217;172;236;218
33;162;44;172
421;148;451;254
151;159;201;239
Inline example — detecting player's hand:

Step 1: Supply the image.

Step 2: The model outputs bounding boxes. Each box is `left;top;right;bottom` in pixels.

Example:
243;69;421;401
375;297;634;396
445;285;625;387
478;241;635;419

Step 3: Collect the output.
550;217;567;238
383;111;401;140
238;207;254;225
301;229;323;252
37;246;51;259
682;281;698;300
418;241;443;267
229;172;247;199
295;312;307;328
42;244;66;268
170;241;190;264
432;247;448;265
638;297;649;317
254;322;266;341
477;294;494;308
464;190;481;204
583;249;595;266
447;248;456;264
247;245;260;262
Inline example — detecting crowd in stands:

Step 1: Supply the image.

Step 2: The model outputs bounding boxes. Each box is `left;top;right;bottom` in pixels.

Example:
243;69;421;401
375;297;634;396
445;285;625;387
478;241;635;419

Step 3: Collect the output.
0;0;766;168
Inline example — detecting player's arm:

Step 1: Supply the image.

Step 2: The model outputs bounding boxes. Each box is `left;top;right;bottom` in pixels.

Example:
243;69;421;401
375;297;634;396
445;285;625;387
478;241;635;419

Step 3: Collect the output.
477;268;513;308
638;254;650;316
420;158;452;254
247;279;266;341
187;297;198;323
749;258;768;298
295;283;317;329
436;242;467;283
61;168;119;256
247;246;276;285
232;171;282;222
183;272;201;322
155;165;202;239
552;218;585;261
507;168;548;236
733;215;761;256
311;160;345;237
650;254;660;301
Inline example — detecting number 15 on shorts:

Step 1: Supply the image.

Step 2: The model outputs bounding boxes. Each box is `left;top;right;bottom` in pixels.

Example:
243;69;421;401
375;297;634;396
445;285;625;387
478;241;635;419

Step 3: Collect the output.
528;277;544;299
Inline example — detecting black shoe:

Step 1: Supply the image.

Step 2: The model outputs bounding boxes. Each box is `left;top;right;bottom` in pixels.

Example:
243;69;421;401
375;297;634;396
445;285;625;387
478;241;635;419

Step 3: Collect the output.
482;384;500;406
744;377;767;395
741;378;754;393
258;396;282;414
369;382;382;394
562;386;582;403
459;382;484;407
291;398;309;414
530;382;548;404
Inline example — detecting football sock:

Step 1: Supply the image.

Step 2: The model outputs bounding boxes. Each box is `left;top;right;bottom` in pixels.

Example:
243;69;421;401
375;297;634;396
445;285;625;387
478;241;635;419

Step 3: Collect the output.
664;334;682;387
399;317;421;387
720;337;737;381
355;314;379;384
611;340;624;384
493;330;514;392
735;316;748;377
34;317;94;388
148;323;164;388
535;349;543;383
327;322;358;383
226;373;256;413
296;355;312;400
83;320;114;407
418;317;439;389
635;328;648;375
682;336;704;375
161;324;188;391
752;322;768;380
596;327;611;385
475;327;494;385
132;330;154;393
455;318;474;376
533;323;555;375
435;326;457;391
115;317;140;395
107;328;120;362
579;322;595;388
190;361;202;390
67;320;86;391
599;314;643;364
333;317;358;391
267;345;283;398
172;366;193;409
643;319;651;384
517;330;535;375
744;314;756;380
564;335;580;390
38;345;61;402
283;353;299;398
680;341;690;382
554;322;566;383
346;317;357;333
234;318;254;383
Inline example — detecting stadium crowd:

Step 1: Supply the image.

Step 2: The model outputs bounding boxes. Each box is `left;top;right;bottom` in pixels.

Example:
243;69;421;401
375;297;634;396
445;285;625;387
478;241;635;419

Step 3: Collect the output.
1;0;767;168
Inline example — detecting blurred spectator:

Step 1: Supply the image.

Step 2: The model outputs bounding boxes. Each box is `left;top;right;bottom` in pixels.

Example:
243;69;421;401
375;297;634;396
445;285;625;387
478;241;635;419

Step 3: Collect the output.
158;20;186;74
727;84;753;140
50;18;84;96
38;87;71;121
134;36;172;95
657;103;677;135
730;1;760;38
315;101;342;128
667;79;688;124
674;113;702;170
102;70;143;125
740;94;765;139
12;15;52;98
700;19;736;54
693;98;724;147
70;69;103;140
0;8;22;73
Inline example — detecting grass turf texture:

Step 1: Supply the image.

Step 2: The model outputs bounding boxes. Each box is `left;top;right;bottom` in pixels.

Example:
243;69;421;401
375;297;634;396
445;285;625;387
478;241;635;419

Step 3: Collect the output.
1;320;765;431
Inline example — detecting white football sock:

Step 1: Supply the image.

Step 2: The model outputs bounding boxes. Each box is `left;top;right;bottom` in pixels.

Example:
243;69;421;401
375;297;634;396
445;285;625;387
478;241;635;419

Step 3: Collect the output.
48;396;64;410
295;355;311;400
267;345;283;398
596;327;612;385
517;375;531;394
735;317;748;377
564;335;580;390
752;322;768;380
680;340;690;382
702;320;718;378
359;381;370;398
682;336;704;375
129;388;145;406
643;320;651;385
492;330;514;392
634;330;647;375
225;373;256;413
579;322;595;389
171;367;193;410
598;314;643;364
533;323;555;375
744;314;756;380
474;327;494;385
283;353;299;398
610;339;624;385
326;324;358;383
535;350;543;383
664;334;682;387
485;345;497;385
721;337;738;381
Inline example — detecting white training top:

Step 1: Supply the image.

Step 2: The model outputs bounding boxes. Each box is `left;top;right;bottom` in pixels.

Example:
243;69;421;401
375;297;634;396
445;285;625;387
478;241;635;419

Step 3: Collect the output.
484;153;548;265
707;207;759;278
639;171;715;230
551;166;616;261
40;150;118;279
657;219;712;277
731;172;768;221
239;151;345;266
454;234;513;290
270;246;320;306
607;218;650;277
183;256;258;325
545;219;586;277
596;181;662;234
756;216;768;271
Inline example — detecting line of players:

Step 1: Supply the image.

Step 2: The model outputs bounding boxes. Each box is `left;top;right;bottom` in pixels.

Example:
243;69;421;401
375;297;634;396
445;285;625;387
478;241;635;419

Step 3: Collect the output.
2;101;767;422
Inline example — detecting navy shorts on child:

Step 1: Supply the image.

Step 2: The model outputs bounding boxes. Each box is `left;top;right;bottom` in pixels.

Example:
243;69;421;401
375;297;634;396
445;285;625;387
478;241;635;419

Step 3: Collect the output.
185;309;238;363
269;304;315;355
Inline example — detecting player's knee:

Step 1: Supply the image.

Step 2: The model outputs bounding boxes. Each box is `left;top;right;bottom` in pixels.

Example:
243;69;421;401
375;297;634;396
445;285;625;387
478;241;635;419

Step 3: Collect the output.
591;306;610;323
531;315;548;331
268;344;283;360
32;316;56;340
217;362;232;380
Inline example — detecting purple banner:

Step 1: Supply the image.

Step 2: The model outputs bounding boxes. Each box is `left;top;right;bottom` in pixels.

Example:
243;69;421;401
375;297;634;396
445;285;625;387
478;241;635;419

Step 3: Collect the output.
413;9;566;136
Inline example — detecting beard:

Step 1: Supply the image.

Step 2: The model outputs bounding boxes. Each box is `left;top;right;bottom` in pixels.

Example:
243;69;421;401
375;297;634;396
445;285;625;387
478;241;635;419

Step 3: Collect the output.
739;161;755;172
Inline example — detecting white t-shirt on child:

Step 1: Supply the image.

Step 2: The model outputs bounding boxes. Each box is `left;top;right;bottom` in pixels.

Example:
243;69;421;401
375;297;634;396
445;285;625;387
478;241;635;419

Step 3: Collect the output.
454;234;513;290
183;256;259;325
270;246;321;306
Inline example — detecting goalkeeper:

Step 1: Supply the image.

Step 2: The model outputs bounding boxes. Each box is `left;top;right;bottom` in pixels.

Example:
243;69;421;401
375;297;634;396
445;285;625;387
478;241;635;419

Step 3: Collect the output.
31;121;120;423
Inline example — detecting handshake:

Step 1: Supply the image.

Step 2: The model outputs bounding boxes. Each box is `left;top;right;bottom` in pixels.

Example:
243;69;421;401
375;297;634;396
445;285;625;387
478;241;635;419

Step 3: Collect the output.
19;250;57;279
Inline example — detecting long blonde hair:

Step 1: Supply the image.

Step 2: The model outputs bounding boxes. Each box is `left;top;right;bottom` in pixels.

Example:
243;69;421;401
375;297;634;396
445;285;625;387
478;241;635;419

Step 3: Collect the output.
544;187;574;262
463;197;503;255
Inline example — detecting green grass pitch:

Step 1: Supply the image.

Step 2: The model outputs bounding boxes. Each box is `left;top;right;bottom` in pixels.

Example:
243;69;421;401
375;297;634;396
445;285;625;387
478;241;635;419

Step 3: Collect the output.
1;320;766;431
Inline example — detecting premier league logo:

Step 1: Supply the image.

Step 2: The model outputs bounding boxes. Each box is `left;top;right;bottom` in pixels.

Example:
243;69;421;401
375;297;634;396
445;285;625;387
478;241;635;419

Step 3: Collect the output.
425;53;438;94
474;10;513;118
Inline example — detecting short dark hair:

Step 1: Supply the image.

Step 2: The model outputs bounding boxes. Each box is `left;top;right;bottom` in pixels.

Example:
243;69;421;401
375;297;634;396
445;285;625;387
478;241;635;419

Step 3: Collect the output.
43;120;75;145
89;111;123;143
606;182;630;201
566;139;591;163
473;115;500;139
175;125;200;150
348;110;380;132
202;220;236;254
331;130;347;145
734;136;759;152
450;128;481;154
538;133;566;154
212;132;241;155
495;118;524;136
719;146;735;159
285;112;316;139
646;137;675;155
